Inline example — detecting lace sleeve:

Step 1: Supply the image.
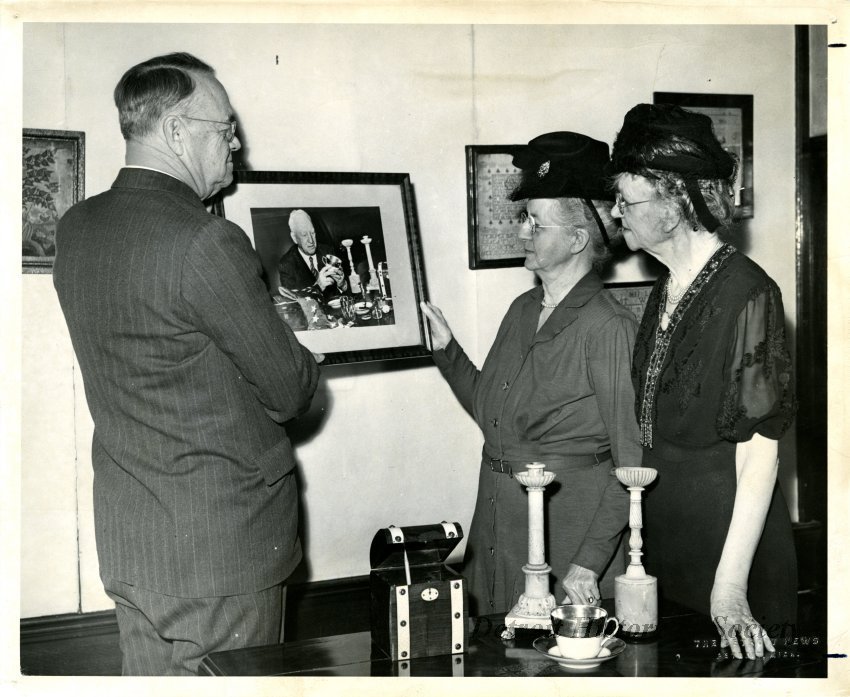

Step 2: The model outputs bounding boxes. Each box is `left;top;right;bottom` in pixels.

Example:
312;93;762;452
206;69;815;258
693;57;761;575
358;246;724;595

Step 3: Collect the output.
717;283;796;441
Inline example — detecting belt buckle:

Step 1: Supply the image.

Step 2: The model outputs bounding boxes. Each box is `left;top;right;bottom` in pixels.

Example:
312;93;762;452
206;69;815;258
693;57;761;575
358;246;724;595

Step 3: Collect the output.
488;457;512;477
594;450;611;465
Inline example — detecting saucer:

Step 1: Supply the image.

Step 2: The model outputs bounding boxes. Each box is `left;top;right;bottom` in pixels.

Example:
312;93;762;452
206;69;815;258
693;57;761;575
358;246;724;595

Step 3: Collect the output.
532;635;625;670
354;301;373;315
327;298;342;309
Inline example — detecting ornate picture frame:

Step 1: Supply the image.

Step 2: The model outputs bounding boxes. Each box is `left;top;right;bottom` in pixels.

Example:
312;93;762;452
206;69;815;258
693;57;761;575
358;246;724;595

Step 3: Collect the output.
605;279;656;322
213;170;431;365
22;128;85;273
653;92;754;219
465;144;527;269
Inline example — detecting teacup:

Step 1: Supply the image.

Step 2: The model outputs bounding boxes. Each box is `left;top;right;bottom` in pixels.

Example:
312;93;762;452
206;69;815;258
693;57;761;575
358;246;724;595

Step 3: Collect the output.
550;604;619;659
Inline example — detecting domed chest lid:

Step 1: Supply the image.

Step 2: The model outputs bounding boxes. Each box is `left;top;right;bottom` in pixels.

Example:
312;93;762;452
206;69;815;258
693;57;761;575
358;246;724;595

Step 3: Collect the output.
369;522;464;570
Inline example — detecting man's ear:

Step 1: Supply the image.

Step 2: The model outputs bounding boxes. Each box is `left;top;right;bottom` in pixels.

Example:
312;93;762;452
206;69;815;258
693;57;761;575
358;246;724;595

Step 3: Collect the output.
161;115;186;156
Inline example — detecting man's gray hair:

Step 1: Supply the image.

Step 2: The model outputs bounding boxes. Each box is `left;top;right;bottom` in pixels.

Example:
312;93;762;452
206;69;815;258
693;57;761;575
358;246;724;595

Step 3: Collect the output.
289;209;313;242
114;52;214;140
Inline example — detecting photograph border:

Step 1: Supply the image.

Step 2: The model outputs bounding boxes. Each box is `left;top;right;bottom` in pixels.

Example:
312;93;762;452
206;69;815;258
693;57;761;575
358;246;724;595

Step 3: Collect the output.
653;91;754;219
22;128;86;273
213;170;432;366
465;144;527;270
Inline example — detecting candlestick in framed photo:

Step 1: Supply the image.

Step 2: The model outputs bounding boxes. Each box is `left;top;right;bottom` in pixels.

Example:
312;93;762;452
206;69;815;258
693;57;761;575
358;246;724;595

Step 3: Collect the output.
341;238;361;294
361;235;379;291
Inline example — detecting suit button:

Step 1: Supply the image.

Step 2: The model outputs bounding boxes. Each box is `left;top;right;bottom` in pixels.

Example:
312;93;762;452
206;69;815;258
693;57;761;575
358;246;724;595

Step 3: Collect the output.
489;497;494;506
489;547;495;556
491;418;499;427
501;381;509;390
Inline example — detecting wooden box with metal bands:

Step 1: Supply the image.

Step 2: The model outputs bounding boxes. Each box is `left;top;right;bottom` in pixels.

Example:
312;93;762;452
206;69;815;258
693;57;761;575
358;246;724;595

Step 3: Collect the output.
369;522;469;661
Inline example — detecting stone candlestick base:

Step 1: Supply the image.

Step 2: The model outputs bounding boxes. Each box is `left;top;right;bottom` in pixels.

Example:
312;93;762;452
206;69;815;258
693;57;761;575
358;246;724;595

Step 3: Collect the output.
615;575;658;637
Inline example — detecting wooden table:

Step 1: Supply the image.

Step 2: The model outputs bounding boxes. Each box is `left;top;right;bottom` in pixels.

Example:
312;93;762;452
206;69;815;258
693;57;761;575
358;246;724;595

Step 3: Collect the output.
199;600;828;678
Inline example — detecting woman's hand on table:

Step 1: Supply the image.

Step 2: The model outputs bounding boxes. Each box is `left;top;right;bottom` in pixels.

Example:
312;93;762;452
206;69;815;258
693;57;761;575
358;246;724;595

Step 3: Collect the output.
560;563;601;606
420;301;453;351
710;649;773;676
710;581;774;659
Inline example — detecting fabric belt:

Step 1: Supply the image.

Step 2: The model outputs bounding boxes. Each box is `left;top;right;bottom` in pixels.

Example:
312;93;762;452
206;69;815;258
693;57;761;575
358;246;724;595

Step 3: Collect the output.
482;450;613;477
644;435;734;464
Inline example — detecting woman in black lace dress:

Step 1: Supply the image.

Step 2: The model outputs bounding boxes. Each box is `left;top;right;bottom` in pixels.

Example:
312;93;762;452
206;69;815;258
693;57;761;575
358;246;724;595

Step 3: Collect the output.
608;104;797;660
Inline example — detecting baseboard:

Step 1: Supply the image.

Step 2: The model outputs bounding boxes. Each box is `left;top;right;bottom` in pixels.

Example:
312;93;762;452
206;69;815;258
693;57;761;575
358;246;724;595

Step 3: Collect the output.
21;574;372;645
284;574;371;640
20;609;119;644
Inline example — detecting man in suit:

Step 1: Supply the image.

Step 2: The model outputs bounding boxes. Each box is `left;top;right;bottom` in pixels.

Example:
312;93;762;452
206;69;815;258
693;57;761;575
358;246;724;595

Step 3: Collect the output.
53;52;320;676
277;209;347;297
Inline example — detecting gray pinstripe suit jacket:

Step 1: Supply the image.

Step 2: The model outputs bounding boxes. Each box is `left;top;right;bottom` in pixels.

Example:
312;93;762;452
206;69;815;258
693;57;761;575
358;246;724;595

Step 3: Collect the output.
54;168;320;598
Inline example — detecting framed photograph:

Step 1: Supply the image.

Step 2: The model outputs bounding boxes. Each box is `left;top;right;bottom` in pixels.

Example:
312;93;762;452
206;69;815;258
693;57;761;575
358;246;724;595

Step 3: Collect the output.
465;145;528;269
605;280;656;322
653;92;754;218
213;171;431;365
22;128;85;273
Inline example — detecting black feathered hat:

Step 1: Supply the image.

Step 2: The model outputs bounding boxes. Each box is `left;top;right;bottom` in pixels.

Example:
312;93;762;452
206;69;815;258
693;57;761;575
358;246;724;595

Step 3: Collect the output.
610;103;737;231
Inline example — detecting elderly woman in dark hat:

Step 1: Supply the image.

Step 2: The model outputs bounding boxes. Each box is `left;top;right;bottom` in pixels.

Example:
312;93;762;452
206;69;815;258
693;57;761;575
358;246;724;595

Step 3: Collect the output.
609;103;797;659
421;132;641;617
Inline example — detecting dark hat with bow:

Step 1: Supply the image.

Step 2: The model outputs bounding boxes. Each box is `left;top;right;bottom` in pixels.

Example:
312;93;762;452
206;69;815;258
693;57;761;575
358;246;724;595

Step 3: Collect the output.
509;131;612;244
610;103;737;231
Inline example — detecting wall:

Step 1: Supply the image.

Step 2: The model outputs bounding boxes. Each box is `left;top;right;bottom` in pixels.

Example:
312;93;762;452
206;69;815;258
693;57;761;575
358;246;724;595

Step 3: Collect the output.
21;23;800;617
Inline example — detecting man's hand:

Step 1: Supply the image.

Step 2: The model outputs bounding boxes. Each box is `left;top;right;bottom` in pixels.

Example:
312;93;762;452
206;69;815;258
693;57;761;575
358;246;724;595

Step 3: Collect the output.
328;266;345;287
316;265;339;290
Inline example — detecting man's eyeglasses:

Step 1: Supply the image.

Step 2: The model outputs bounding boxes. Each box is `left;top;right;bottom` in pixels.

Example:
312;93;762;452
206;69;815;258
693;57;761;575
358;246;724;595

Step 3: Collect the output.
519;211;570;234
615;193;652;215
180;115;238;143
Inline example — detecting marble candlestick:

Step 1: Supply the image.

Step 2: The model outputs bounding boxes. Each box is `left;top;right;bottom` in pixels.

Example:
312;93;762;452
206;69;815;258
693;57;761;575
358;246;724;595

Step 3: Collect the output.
502;463;557;639
614;466;658;638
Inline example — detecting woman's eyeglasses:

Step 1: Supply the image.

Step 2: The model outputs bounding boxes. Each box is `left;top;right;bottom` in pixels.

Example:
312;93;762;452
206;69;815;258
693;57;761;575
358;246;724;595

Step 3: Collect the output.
519;211;570;234
615;193;652;215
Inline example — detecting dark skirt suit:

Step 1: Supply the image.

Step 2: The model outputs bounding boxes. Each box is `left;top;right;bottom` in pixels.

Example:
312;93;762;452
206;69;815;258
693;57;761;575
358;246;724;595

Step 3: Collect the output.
433;272;643;616
633;245;798;636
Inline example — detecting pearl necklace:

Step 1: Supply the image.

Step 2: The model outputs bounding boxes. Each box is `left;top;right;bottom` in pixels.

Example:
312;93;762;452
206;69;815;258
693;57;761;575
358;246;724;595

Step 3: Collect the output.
541;298;559;309
666;277;687;305
666;240;724;306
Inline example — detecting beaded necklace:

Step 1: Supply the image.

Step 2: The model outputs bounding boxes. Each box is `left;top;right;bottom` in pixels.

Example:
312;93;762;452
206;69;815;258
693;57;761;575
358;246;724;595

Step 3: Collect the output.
638;244;735;447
